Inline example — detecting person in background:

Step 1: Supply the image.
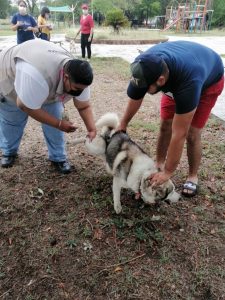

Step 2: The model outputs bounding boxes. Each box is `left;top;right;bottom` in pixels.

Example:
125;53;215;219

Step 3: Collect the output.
11;0;38;44
38;7;52;41
0;39;96;174
75;4;94;61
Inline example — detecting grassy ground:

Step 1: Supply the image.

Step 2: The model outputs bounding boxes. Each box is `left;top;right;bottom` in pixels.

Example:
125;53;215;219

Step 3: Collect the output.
0;18;75;36
66;26;167;40
164;28;225;37
0;21;166;39
66;26;225;40
0;57;225;299
0;23;69;37
1;17;225;39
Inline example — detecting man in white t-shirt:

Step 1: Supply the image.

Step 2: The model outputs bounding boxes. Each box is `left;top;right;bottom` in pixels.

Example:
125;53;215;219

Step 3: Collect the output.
0;39;96;173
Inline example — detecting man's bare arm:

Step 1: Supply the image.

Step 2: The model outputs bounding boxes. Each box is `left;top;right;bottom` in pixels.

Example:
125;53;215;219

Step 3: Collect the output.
17;98;77;132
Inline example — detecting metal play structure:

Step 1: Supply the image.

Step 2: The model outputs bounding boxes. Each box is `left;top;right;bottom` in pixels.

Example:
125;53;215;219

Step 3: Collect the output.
163;0;214;32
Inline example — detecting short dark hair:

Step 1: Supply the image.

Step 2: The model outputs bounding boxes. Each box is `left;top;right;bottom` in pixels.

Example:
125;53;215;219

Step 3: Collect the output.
41;6;50;17
18;0;27;7
65;60;93;86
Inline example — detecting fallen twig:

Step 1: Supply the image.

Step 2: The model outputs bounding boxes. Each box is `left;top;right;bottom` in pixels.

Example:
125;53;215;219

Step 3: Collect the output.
86;218;94;231
95;253;146;274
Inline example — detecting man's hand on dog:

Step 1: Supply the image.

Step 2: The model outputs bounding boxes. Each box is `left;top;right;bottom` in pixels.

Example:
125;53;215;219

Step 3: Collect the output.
87;129;97;141
149;171;172;187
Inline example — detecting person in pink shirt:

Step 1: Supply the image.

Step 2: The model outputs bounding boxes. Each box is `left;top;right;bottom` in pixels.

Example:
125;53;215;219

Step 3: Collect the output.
75;4;94;60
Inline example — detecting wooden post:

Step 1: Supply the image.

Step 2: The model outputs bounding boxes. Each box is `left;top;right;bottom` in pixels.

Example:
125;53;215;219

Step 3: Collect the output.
200;0;209;32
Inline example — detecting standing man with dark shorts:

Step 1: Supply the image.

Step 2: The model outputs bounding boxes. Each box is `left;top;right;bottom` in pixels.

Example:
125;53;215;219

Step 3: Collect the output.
119;41;224;197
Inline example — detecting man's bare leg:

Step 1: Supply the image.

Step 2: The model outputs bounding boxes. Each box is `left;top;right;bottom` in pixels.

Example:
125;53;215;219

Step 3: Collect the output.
156;119;173;170
183;126;202;195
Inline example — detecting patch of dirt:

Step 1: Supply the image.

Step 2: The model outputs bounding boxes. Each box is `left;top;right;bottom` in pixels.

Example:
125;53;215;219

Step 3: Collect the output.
0;58;225;300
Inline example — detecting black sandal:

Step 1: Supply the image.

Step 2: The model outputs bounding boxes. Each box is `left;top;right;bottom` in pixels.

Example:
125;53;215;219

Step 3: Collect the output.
182;181;198;198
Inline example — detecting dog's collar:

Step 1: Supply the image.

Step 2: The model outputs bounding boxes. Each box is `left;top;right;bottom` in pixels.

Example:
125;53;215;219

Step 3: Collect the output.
100;133;110;148
100;130;127;149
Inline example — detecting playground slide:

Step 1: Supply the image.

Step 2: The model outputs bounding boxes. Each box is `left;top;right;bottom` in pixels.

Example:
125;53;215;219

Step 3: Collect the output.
161;18;181;31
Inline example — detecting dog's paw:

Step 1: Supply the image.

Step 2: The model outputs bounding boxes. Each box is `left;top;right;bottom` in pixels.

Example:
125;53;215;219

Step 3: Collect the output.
165;191;180;203
114;204;122;214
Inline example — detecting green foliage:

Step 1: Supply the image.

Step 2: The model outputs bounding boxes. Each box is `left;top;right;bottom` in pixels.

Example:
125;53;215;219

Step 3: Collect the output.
66;240;77;249
135;226;148;241
126;0;162;26
93;0;114;16
105;8;130;32
93;0;141;16
151;1;161;16
8;6;18;17
212;0;225;27
130;120;159;132
0;0;10;19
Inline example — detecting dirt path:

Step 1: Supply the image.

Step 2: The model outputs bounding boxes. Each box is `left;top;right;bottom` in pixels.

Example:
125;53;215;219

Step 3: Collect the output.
0;57;225;300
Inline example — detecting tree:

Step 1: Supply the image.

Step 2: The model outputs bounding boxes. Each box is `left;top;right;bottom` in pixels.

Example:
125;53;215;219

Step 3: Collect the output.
92;0;141;19
139;0;161;25
0;0;10;19
212;0;225;27
105;8;130;32
151;1;161;16
92;0;167;27
26;0;37;15
160;0;173;14
92;0;114;16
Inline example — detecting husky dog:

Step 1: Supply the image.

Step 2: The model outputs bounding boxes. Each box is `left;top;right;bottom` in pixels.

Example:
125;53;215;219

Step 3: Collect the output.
76;113;180;214
70;39;76;54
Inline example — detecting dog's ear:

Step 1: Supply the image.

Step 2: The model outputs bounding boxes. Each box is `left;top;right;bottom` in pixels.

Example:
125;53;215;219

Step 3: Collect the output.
140;170;156;192
164;181;180;203
142;170;157;182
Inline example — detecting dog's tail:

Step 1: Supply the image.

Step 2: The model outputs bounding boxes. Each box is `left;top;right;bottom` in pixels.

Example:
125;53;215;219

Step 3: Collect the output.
73;112;119;145
96;112;119;130
73;135;106;156
73;113;119;155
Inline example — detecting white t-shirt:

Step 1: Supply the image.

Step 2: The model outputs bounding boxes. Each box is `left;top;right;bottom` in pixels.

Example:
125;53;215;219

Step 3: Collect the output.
15;59;91;109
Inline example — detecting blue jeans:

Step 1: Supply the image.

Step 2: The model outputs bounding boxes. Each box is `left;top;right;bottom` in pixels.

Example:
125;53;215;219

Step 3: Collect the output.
0;98;67;162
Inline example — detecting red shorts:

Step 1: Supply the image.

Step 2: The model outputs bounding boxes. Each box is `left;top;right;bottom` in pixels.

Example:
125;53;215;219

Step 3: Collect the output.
160;76;224;128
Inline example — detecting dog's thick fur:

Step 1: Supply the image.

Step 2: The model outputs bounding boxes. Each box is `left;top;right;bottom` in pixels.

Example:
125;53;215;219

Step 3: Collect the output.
77;113;180;214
